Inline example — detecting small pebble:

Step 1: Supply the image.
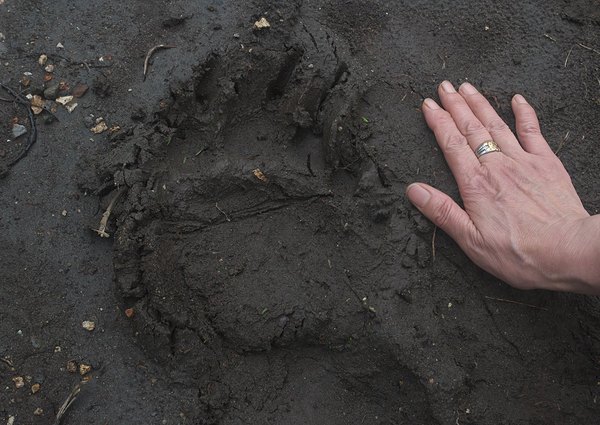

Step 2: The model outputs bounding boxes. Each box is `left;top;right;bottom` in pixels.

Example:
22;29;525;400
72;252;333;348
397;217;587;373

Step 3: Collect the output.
61;209;68;217
12;124;27;139
79;363;92;376
38;54;48;66
33;408;43;416
12;376;24;388
31;383;41;394
82;320;95;331
125;308;135;318
44;64;54;73
233;33;240;38
66;360;77;373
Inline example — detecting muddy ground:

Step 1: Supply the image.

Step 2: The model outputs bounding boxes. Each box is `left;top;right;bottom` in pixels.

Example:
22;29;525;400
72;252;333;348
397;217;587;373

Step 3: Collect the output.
1;0;600;424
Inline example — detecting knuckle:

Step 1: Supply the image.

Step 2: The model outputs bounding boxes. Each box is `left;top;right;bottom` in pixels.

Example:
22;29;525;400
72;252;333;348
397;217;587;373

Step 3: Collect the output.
486;118;510;133
519;121;541;136
444;133;468;152
433;198;455;228
462;119;486;136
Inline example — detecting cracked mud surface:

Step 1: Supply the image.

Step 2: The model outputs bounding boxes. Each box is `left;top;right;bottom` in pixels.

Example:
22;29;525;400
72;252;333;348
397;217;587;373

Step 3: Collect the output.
2;0;600;424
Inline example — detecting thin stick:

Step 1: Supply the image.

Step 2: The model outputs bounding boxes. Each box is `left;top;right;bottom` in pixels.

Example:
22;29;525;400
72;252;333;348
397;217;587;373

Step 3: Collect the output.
92;189;125;238
564;46;574;68
578;43;600;56
484;296;548;311
215;203;231;222
554;130;570;155
54;383;83;425
543;34;556;42
143;44;176;81
437;53;446;69
0;83;38;167
1;357;14;368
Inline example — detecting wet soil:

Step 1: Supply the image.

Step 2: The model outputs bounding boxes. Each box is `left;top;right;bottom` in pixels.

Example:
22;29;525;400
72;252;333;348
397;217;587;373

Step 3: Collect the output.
1;0;600;424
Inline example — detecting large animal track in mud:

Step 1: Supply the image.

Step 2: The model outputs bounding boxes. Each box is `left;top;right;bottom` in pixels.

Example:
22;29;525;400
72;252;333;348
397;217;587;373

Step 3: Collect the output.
76;1;600;423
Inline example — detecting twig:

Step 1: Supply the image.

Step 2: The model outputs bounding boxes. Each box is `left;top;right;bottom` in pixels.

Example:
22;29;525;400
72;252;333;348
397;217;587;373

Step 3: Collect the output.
431;226;437;261
554;130;570;155
564;46;574;67
54;383;83;425
1;357;14;368
0;83;38;167
92;189;125;238
543;33;556;42
143;44;176;81
215;203;231;222
578;43;600;56
484;296;548;311
343;272;376;314
437;53;446;70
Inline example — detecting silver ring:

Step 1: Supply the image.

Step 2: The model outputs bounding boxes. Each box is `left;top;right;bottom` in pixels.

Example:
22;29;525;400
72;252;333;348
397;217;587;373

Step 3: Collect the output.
475;140;501;158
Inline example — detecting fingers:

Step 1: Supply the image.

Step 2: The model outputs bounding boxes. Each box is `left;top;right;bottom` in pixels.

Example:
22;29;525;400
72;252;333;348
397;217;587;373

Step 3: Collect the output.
511;94;553;156
438;81;522;158
406;183;479;250
422;98;481;187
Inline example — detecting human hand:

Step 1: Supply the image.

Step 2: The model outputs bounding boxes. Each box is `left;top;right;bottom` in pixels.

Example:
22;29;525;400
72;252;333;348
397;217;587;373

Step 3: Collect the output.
406;81;600;294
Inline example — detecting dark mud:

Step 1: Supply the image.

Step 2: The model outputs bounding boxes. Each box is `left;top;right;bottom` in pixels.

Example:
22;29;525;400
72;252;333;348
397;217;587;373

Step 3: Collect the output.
2;0;600;424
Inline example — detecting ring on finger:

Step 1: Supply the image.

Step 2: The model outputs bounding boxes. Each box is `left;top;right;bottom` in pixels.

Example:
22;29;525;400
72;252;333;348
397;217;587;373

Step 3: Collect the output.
475;140;502;158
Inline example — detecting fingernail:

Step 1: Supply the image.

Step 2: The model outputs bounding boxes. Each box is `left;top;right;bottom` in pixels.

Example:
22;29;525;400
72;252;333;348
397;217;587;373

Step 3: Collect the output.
406;184;431;208
459;82;478;95
441;81;456;93
513;94;528;104
423;98;440;110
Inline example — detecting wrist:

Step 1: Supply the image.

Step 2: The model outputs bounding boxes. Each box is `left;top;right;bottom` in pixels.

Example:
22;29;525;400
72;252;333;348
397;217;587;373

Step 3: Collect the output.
549;215;600;294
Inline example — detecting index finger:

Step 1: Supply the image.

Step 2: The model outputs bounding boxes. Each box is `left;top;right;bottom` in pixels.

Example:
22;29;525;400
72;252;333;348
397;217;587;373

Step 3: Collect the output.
422;98;481;186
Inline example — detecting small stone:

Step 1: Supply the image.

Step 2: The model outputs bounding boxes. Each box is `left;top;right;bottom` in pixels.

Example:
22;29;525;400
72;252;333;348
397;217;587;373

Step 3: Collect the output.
7;416;15;425
12;376;24;388
233;33;240;39
66;360;77;373
38;54;48;66
12;124;27;139
33;407;43;416
82;320;95;331
61;209;68;217
44;64;55;73
64;102;78;113
254;17;271;30
252;168;268;183
71;83;88;98
43;82;60;100
55;95;73;105
31;95;45;114
90;121;108;134
79;363;92;376
31;383;41;394
56;42;64;49
125;308;135;318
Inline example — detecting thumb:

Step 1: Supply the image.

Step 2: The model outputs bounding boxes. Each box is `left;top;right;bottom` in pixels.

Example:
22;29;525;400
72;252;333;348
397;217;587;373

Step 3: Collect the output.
406;183;477;247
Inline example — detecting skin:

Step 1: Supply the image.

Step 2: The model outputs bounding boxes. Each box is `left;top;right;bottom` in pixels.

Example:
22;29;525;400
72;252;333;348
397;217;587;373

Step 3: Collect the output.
406;81;600;295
